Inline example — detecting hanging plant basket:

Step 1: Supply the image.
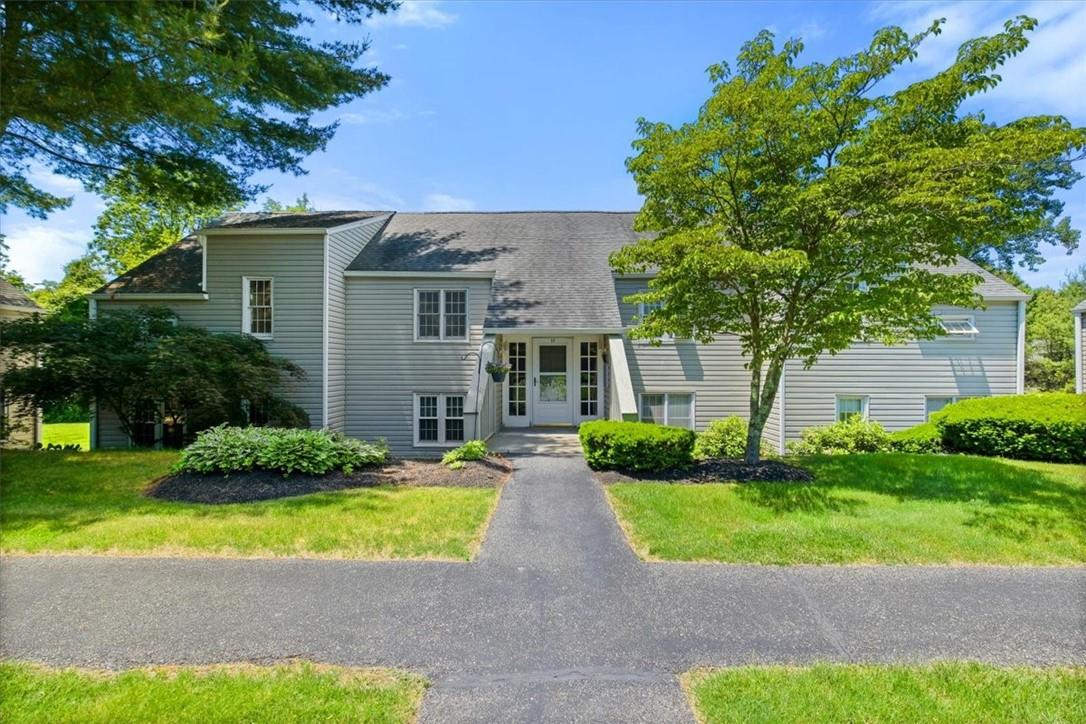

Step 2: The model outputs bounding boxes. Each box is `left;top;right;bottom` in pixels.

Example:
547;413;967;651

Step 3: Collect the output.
486;361;510;382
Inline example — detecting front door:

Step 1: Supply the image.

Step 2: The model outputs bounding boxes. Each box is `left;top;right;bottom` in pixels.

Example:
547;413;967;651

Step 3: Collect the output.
532;338;572;425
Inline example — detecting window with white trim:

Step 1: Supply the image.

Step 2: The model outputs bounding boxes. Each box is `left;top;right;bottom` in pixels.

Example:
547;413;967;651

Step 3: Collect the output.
414;393;466;445
579;341;599;417
639;392;694;429
637;300;674;342
243;277;273;338
925;395;976;420
416;289;468;341
937;315;979;338
836;395;868;422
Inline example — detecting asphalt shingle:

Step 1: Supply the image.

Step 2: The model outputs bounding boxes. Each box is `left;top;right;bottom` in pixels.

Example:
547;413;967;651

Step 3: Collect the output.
0;278;40;310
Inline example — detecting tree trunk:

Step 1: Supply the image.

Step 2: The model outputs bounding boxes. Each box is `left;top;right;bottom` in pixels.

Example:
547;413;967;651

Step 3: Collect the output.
744;359;785;464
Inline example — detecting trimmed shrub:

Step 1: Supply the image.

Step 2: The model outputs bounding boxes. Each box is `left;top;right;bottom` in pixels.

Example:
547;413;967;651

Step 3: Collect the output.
933;393;1086;463
176;426;388;476
788;417;891;455
442;440;488;467
693;416;773;460
888;421;944;454
579;420;695;471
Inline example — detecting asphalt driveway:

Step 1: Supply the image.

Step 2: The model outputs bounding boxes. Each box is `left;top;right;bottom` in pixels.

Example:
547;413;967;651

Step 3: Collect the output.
2;453;1083;722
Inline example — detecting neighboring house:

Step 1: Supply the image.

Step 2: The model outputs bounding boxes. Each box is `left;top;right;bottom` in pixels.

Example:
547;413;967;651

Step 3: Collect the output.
0;278;42;448
90;211;1029;455
1074;299;1086;394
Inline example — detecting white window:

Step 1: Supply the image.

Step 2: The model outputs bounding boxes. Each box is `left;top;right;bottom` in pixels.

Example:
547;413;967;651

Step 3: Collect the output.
415;289;468;341
242;277;273;339
579;341;599;417
925;395;976;420
639;392;694;429
836;395;868;422
414;393;466;446
938;315;979;338
637;300;674;342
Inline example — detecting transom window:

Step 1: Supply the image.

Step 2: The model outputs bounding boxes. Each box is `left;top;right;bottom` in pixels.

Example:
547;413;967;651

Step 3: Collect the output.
836;395;868;422
579;341;599;417
938;315;979;338
507;342;527;417
414;393;466;446
416;289;468;341
243;277;273;338
639;392;694;429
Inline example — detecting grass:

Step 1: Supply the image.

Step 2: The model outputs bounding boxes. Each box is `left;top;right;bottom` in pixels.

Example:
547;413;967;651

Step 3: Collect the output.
606;454;1086;565
40;422;90;450
0;450;498;560
0;660;425;724
684;663;1085;724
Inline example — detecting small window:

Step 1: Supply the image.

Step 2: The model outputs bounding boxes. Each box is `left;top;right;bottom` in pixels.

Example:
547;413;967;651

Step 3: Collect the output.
938;315;979;337
639;392;694;429
507;342;527;417
416;289;468;341
579;341;599;417
925;395;976;420
243;277;273;339
637;300;674;342
414;393;467;446
836;396;867;422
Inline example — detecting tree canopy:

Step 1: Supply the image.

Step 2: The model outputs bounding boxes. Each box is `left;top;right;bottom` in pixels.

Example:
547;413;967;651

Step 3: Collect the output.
612;17;1086;461
1;306;308;444
1026;265;1086;392
0;0;396;218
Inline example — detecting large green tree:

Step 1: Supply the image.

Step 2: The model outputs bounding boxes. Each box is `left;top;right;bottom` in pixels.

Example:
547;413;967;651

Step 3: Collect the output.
1026;265;1086;392
612;17;1086;462
0;0;396;218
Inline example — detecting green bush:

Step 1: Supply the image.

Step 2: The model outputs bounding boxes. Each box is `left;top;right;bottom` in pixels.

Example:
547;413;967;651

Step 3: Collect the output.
888;421;944;454
442;440;488;467
176;426;388;476
933;393;1086;463
42;400;90;424
789;417;891;455
579;420;695;471
693;416;773;459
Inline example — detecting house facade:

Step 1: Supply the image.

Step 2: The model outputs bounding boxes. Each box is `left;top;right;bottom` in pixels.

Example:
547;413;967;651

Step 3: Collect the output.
1074;299;1086;394
1;278;42;448
90;211;1029;455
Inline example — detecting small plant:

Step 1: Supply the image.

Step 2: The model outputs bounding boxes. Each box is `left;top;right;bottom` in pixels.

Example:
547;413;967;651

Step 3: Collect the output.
579;420;695;471
443;439;488;466
694;416;772;460
485;361;511;382
175;426;388;476
789;417;891;455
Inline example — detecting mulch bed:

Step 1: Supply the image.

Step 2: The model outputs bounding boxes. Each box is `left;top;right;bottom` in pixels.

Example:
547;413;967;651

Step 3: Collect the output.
146;455;513;504
595;458;814;485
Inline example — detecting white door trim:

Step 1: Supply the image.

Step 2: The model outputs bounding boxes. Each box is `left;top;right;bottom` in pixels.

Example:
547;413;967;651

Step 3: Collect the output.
531;337;574;426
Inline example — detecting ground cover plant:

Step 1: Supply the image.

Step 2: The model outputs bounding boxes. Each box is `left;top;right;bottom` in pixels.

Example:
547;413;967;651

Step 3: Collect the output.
606;454;1085;564
1;450;499;560
684;663;1085;724
443;440;488;469
0;661;425;724
580;419;695;471
175;425;388;476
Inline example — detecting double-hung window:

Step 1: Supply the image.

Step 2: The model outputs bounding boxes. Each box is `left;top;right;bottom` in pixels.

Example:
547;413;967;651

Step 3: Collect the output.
639;392;694;429
243;277;273;339
416;289;468;341
414;393;466;446
836;395;868;422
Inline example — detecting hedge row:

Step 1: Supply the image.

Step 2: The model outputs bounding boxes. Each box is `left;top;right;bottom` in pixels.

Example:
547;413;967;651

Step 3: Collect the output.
579;420;695;471
932;393;1084;464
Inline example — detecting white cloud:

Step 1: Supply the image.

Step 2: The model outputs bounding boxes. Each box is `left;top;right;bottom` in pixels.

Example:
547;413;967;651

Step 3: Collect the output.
4;224;89;284
338;108;436;125
27;164;83;196
794;21;826;41
422;193;476;212
368;1;457;29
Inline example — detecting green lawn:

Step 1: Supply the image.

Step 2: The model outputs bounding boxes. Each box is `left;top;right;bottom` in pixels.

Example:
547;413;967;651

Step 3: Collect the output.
41;422;90;450
1;450;498;560
685;663;1085;724
0;661;425;724
606;454;1086;565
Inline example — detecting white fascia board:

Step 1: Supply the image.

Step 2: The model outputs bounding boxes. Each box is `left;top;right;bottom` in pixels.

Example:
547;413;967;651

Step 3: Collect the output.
88;292;209;301
200;228;325;237
482;326;623;335
326;213;394;235
345;270;496;279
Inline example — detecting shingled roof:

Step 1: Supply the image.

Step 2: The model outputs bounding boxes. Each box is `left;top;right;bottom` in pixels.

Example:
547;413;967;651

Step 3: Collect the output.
95;237;204;295
205;210;384;230
0;278;40;310
347;212;645;329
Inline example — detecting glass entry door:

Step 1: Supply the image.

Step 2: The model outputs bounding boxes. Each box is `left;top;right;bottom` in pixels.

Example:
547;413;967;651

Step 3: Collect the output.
532;339;572;425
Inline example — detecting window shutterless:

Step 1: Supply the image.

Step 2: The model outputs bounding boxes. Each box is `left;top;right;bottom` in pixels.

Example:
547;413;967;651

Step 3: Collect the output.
415;289;468;341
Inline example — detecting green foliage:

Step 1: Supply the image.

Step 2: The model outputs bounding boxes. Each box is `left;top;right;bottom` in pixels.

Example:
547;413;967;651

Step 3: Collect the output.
694;417;772;459
580;420;695;471
29;254;107;321
888;422;944;454
261;194;316;213
442;440;488;466
42;401;89;424
789;417;891;455
1026;265;1086;392
612;18;1085;463
933;393;1086;463
0;305;307;444
1;0;396;218
176;426;388;476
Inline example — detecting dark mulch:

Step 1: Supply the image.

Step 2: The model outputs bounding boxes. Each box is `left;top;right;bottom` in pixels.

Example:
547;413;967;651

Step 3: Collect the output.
147;456;513;504
595;458;814;485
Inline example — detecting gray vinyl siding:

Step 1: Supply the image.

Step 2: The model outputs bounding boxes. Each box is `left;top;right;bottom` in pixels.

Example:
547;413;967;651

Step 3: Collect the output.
1080;312;1086;392
782;302;1020;440
325;216;390;431
94;235;325;446
616;279;762;437
344;277;491;456
1;307;40;448
95;402;130;449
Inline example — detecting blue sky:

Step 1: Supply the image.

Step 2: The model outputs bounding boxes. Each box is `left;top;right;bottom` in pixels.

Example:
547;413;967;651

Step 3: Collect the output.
5;0;1084;288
